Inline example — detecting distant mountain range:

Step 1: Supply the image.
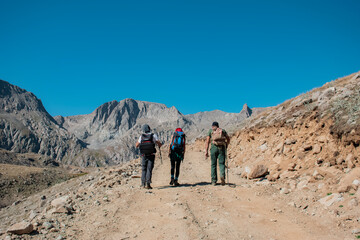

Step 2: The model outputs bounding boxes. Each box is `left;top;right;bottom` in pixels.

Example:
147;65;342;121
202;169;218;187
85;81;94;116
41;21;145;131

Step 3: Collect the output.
0;80;265;167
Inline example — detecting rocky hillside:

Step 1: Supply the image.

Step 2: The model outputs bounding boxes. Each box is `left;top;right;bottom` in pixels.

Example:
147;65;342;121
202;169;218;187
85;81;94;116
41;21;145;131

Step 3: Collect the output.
192;71;360;199
0;80;86;166
0;163;80;208
0;149;57;167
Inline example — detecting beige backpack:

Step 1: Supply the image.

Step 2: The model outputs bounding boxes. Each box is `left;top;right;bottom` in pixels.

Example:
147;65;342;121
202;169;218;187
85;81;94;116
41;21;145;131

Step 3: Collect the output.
211;128;227;146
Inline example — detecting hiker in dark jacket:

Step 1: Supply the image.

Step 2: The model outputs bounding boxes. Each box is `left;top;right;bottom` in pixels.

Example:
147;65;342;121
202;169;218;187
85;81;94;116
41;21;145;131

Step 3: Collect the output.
168;128;186;186
136;124;162;189
205;122;230;186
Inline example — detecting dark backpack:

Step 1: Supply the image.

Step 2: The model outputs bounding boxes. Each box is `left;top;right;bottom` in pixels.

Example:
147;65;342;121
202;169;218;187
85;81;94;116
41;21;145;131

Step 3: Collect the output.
171;131;185;153
139;133;156;155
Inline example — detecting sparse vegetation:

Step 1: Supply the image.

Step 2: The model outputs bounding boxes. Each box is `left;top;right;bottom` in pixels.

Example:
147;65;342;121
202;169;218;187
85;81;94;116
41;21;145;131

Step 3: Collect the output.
71;172;88;178
303;99;314;112
301;92;315;112
331;89;360;128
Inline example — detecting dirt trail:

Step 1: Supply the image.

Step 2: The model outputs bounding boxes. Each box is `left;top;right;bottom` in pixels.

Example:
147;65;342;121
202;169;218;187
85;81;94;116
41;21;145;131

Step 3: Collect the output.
68;150;349;240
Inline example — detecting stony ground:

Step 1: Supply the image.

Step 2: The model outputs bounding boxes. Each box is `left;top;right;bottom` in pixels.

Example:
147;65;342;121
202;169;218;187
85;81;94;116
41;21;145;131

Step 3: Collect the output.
1;149;358;240
0;164;80;208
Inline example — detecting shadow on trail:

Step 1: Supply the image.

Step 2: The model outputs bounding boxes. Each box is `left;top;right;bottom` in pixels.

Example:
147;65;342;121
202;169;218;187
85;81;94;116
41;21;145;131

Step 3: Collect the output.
156;182;237;189
156;182;211;189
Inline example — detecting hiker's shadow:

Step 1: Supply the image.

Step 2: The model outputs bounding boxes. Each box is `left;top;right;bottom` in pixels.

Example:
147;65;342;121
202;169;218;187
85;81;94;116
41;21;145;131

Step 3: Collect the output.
156;182;237;189
157;182;211;189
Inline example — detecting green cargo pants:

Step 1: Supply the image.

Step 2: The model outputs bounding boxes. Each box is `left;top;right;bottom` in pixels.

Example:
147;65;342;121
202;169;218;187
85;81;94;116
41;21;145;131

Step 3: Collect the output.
210;144;226;183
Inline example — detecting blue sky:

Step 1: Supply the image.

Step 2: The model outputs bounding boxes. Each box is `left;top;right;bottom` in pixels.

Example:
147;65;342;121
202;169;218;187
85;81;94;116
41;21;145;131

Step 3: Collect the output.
0;0;359;116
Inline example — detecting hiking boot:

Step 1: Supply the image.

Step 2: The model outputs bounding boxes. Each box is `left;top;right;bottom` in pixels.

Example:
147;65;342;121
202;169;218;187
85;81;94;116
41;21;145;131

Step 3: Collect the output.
211;182;217;186
145;183;153;189
174;180;180;186
220;177;225;186
169;178;174;186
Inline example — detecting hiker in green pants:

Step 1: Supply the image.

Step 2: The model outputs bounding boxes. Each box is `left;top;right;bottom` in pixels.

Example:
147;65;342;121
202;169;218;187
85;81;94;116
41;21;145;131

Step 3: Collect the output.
205;122;230;186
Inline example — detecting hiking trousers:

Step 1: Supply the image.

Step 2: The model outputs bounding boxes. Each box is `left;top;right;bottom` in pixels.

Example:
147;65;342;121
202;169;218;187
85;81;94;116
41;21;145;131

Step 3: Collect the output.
170;151;183;179
210;145;226;183
141;154;155;185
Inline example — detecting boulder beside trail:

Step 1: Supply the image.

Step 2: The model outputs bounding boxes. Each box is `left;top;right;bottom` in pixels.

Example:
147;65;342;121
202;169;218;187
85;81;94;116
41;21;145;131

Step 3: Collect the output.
318;193;343;207
337;168;360;193
51;195;70;208
7;221;34;235
246;165;268;179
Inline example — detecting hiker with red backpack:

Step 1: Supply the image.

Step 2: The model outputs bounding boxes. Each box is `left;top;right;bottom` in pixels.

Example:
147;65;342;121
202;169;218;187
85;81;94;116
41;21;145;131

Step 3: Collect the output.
168;128;186;186
136;124;162;189
205;122;230;186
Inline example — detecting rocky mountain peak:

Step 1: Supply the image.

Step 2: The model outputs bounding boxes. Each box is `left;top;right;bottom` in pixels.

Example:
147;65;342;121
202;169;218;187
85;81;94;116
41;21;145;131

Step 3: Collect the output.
240;103;252;117
0;80;86;165
0;80;48;115
0;80;25;97
92;100;119;124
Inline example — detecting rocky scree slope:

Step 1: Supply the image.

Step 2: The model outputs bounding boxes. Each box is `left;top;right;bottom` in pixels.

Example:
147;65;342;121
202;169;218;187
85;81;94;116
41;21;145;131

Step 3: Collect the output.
227;71;360;183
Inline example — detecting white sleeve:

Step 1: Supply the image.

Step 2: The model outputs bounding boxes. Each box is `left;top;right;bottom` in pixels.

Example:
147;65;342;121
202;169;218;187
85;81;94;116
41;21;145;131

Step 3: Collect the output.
138;136;142;143
153;134;159;143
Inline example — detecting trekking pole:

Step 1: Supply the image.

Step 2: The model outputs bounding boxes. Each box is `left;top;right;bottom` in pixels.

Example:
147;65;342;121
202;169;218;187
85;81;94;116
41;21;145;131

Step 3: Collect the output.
158;146;163;165
225;146;229;186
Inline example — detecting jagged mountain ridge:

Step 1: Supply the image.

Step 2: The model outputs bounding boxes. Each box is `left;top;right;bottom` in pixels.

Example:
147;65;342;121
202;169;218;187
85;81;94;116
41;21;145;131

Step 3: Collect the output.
55;98;263;164
1;80;262;166
57;98;260;148
186;103;266;134
55;99;191;149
